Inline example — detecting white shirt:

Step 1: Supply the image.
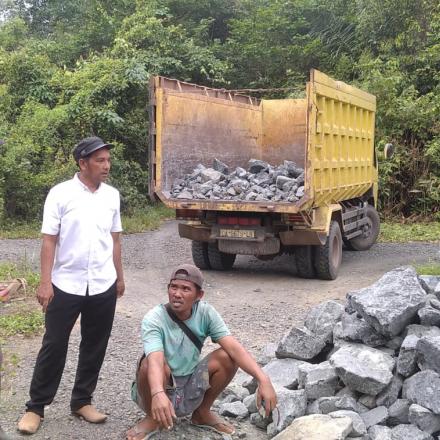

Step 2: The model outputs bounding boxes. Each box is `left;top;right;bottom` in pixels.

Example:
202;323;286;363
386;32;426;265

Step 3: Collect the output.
41;173;122;296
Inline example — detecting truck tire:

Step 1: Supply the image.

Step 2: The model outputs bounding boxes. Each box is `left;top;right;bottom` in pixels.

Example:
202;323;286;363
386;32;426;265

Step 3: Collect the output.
295;246;316;279
191;241;211;270
314;221;342;280
207;243;236;270
345;205;380;251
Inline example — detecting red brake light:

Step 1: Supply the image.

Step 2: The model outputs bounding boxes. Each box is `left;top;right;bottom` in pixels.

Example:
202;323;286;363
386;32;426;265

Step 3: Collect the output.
218;216;261;226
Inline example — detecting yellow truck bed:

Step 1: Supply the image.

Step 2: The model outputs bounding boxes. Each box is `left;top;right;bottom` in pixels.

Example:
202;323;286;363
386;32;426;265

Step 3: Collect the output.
149;69;377;214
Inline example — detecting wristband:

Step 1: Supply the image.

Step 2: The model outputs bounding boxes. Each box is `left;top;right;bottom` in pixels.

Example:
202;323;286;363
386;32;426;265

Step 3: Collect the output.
151;390;165;398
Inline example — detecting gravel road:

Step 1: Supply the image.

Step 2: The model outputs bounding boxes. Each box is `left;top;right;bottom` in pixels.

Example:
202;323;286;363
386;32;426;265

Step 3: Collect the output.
1;220;439;439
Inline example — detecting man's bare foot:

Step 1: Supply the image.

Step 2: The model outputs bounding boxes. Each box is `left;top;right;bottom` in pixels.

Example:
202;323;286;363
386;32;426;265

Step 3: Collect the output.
191;409;235;435
126;416;159;440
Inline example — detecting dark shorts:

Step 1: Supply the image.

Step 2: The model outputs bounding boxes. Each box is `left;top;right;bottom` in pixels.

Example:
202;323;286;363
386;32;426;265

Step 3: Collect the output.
131;355;210;417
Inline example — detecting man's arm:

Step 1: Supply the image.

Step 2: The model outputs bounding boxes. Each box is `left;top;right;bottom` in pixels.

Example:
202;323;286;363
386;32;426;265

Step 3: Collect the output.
218;335;277;416
111;231;125;298
37;233;58;312
147;351;176;429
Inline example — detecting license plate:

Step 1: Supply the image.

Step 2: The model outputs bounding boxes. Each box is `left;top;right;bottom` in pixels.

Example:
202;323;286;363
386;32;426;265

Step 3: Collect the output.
219;229;255;239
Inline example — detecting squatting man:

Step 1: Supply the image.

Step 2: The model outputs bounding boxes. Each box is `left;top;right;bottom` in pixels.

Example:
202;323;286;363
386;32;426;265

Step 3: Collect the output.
126;264;277;439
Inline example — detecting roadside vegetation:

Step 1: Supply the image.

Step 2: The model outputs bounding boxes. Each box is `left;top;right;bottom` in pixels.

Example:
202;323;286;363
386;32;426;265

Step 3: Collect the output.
0;0;439;225
0;261;42;339
380;221;440;243
1;204;439;242
415;262;440;276
0;203;174;239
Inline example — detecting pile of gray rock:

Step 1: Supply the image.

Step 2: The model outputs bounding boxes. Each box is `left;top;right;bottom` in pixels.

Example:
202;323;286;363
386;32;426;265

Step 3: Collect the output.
215;267;440;439
168;158;305;202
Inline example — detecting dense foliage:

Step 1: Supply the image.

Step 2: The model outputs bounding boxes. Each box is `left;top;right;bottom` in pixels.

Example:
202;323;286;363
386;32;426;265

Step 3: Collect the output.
0;0;439;220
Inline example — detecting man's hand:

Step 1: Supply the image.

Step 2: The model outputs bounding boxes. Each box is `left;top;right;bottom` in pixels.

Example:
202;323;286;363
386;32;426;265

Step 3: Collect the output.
150;391;176;430
37;282;54;312
256;376;277;417
116;279;125;298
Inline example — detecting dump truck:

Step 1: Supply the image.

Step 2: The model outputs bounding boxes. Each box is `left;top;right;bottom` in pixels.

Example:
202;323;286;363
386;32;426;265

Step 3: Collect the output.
149;69;381;280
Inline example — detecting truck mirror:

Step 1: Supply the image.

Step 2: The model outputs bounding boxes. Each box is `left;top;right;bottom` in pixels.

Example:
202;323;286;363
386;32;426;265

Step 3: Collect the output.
384;143;394;159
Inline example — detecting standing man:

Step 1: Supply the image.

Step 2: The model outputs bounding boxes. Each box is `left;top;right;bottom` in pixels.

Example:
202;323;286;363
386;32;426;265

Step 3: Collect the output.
126;264;277;439
18;136;125;435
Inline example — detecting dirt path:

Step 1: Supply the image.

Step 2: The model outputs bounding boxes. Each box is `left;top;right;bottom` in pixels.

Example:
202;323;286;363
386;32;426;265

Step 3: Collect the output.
1;220;438;439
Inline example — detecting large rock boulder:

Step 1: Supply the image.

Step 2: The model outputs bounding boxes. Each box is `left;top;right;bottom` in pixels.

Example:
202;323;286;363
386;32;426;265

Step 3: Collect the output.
271;414;353;440
418;305;440;326
339;312;387;347
267;387;307;435
405;324;440;338
409;403;440;435
276;326;326;360
317;395;367;414
402;370;440;414
397;334;419;377
298;361;339;401
329;344;395;395
219;400;248;418
368;425;392;440
360;405;389;429
416;334;440;374
347;266;426;337
304;300;344;343
376;374;403;407
419;275;440;295
243;358;306;392
387;399;410;425
328;410;367;436
391;424;433;440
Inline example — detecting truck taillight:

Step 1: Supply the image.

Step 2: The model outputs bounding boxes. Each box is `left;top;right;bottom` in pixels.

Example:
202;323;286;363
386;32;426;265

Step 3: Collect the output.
240;217;260;226
287;214;304;223
176;209;203;220
218;217;260;226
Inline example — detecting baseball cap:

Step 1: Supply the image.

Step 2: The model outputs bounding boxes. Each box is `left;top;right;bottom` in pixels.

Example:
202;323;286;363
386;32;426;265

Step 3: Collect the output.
170;264;204;289
72;136;113;162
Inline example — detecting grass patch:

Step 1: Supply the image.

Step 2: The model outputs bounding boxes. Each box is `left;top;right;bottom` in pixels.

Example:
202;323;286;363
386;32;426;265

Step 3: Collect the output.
122;204;174;233
380;222;440;243
0;219;41;239
0;310;44;337
415;262;440;276
0;261;40;291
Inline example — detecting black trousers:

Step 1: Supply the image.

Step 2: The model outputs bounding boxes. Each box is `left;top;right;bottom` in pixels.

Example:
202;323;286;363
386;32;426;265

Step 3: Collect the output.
26;282;117;417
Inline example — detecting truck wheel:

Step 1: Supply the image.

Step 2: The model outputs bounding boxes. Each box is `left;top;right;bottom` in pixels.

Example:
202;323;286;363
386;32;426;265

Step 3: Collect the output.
191;241;211;270
207;243;236;270
295;246;316;279
346;206;380;251
314;221;342;280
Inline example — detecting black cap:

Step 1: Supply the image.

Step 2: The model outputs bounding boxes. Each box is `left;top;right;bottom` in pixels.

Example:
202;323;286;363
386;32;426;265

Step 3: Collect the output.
73;136;113;162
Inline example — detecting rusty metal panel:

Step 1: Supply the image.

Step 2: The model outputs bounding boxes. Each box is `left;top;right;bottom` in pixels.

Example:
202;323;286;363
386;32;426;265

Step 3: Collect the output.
154;78;262;192
178;223;213;242
279;230;327;245
307;69;377;207
261;99;307;167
